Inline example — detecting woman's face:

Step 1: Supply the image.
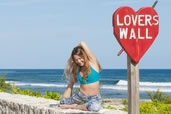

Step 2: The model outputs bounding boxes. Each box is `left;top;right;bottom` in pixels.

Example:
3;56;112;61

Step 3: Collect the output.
73;55;85;67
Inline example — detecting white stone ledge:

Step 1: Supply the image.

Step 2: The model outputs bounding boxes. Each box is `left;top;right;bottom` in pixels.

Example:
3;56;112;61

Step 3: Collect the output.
0;92;127;114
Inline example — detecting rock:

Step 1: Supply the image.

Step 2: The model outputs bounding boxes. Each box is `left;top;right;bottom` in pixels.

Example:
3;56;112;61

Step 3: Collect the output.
0;92;127;114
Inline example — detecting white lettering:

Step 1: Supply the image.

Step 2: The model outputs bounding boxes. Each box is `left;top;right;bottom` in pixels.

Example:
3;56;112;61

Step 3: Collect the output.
117;14;158;26
138;28;144;39
138;15;145;26
120;28;128;39
119;28;153;39
153;15;159;25
145;15;152;26
124;15;131;26
146;28;152;39
117;14;123;26
130;28;136;39
132;15;138;26
117;14;158;40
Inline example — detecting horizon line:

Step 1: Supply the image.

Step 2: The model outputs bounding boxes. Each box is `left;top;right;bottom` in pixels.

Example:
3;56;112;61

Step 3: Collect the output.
0;68;170;70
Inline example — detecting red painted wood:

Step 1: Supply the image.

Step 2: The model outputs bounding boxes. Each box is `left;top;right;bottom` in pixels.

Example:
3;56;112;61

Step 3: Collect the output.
113;7;159;63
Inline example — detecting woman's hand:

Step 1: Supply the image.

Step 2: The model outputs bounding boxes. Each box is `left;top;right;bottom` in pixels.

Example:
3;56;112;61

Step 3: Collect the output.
79;41;95;61
79;41;101;72
79;41;86;46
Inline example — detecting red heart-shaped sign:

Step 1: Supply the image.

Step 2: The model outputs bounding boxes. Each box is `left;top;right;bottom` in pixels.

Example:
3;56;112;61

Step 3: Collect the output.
113;7;159;63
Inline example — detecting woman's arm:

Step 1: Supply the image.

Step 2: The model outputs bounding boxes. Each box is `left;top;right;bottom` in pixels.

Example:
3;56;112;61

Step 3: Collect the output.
62;78;75;98
79;41;101;72
79;42;97;63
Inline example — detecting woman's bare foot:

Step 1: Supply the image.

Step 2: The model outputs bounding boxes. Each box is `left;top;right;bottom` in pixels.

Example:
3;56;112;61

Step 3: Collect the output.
59;104;78;109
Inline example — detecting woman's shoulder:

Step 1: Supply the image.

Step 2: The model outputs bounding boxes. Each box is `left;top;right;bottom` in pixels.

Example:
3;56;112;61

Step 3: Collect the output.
89;62;100;73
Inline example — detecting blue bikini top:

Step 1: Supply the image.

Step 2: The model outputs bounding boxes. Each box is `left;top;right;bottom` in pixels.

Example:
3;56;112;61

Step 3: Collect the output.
77;66;100;85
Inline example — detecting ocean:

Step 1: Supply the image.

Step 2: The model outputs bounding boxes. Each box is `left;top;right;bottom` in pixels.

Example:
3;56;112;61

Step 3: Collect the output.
0;69;171;99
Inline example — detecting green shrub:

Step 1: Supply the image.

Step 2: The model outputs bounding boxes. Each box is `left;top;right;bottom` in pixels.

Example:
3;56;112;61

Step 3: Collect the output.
122;99;128;105
103;105;116;110
161;96;171;104
44;91;61;101
0;76;12;92
18;89;42;97
120;105;128;112
0;75;61;101
140;102;157;114
147;89;164;103
101;98;105;106
11;85;20;94
121;102;171;113
140;102;171;114
147;89;171;104
12;85;42;97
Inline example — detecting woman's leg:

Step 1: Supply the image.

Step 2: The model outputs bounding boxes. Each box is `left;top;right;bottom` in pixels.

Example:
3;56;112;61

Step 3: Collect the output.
60;104;87;111
60;94;102;112
60;91;88;111
60;90;85;105
86;94;102;112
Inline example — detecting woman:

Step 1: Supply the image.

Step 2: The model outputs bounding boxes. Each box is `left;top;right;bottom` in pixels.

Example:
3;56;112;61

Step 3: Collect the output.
59;42;102;112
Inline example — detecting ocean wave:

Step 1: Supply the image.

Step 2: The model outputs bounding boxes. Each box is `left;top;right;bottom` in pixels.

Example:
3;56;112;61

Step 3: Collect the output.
116;80;171;86
6;81;171;92
101;85;171;92
6;81;79;88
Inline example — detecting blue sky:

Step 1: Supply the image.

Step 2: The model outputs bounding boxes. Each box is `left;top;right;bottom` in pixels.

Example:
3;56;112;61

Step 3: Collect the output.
0;0;170;69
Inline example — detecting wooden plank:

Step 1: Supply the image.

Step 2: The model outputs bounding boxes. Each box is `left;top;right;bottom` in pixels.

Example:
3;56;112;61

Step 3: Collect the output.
127;56;139;114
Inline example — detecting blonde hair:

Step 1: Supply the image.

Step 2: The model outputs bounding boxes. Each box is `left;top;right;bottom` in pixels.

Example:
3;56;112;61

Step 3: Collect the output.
64;46;90;82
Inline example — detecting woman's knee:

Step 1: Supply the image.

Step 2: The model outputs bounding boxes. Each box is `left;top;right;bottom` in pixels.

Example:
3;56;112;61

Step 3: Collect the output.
87;103;101;112
60;97;72;105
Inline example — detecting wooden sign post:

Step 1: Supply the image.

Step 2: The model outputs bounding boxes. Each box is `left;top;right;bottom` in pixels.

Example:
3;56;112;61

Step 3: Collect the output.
112;1;159;114
126;2;158;114
127;56;139;114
